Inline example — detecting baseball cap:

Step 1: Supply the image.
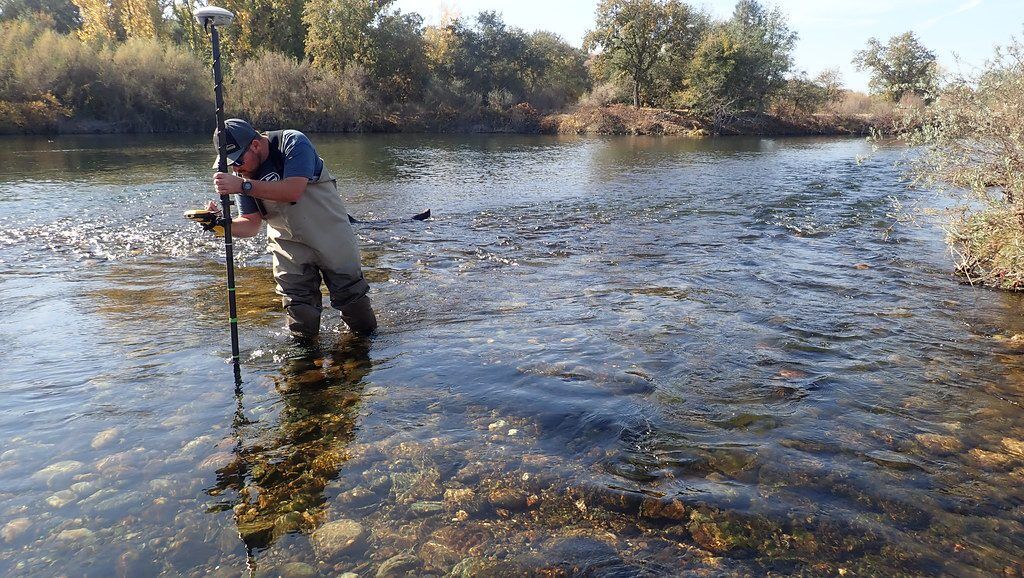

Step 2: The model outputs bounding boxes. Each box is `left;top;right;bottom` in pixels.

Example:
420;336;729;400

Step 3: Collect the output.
212;118;258;167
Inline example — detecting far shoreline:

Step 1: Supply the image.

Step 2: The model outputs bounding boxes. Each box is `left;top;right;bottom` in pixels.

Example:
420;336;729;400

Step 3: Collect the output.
0;105;880;139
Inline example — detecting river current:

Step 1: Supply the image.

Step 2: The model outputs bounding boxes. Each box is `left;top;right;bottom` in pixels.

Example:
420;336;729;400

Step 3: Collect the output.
0;134;1022;576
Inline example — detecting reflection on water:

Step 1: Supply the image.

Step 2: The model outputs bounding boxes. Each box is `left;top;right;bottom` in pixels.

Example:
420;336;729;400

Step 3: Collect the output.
1;134;1023;576
210;337;372;551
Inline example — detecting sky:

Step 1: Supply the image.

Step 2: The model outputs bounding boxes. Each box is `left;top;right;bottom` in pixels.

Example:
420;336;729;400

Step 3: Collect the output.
393;0;1024;92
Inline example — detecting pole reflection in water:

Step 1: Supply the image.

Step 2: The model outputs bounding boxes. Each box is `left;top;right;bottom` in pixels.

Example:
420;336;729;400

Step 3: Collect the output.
208;336;373;553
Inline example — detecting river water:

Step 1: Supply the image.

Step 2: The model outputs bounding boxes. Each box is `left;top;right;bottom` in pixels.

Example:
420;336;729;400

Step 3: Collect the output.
0;134;1022;576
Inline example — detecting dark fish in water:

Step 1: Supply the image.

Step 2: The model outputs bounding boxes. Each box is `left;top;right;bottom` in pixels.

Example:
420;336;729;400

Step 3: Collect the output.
348;209;431;224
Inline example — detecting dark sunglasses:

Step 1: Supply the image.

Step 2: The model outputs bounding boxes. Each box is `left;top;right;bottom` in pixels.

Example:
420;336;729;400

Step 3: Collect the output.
229;142;252;167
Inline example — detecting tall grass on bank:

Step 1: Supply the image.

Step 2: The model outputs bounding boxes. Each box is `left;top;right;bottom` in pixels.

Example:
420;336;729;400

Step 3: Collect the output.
0;19;210;133
903;40;1024;289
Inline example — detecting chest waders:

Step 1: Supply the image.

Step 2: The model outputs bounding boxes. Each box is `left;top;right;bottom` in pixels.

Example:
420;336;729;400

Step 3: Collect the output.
256;141;374;335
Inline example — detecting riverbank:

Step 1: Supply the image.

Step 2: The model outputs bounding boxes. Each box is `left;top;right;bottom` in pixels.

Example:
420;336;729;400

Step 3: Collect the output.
6;104;880;138
542;105;876;136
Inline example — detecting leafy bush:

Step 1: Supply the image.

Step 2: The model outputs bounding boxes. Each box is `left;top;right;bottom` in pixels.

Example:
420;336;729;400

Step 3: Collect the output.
770;70;842;117
903;39;1024;288
578;79;630;108
0;94;69;132
423;78;484;125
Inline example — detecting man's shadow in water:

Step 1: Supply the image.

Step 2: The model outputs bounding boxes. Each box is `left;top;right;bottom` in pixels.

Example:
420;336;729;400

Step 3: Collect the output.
209;334;373;551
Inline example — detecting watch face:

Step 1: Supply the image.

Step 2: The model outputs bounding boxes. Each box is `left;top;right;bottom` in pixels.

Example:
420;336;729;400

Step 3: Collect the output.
242;181;252;192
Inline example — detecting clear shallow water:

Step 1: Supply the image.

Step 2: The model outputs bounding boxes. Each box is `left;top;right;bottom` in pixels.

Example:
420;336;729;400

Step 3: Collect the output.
1;134;1022;576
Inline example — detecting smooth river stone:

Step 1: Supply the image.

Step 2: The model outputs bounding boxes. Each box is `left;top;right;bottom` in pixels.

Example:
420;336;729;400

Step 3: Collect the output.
310;519;364;558
90;428;120;450
32;460;85;486
277;562;317;578
2;518;31;542
56;528;96;542
967;448;1016;471
199;452;235;470
46;490;77;509
179;435;215;457
915;433;963;455
376;553;422;577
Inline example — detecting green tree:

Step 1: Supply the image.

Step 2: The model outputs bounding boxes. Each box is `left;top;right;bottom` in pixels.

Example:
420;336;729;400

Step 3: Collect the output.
771;69;843;116
449;11;531;103
677;0;795;124
722;0;796;110
678;26;742;127
303;0;394;71
584;0;704;108
168;0;208;56
853;31;937;102
367;10;427;102
0;0;82;34
524;31;589;110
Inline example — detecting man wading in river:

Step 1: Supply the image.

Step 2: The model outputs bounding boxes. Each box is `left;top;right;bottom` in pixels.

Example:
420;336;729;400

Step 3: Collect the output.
204;118;377;337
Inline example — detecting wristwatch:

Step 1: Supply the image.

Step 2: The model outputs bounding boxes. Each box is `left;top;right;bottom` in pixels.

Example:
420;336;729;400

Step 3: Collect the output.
241;179;253;193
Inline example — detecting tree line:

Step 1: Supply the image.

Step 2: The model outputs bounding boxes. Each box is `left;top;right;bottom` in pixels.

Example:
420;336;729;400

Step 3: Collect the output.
0;0;942;133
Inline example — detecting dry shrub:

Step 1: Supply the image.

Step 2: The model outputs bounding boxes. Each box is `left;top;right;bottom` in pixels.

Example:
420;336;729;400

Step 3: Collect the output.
111;39;210;131
904;39;1024;288
422;79;484;127
8;27;109;114
228;53;381;131
835;90;894;117
946;208;1024;289
577;80;630;108
307;64;383;131
0;20;209;131
229;51;314;128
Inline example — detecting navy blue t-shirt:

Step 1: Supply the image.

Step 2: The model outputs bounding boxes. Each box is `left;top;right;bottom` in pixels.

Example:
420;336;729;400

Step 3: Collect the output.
238;130;324;215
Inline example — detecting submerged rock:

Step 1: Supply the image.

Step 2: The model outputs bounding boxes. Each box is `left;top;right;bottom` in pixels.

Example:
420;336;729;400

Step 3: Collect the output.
390;467;442;504
199;452;235;471
640;497;687;521
967;448;1016;471
273;511;305;535
686;510;770;556
537;536;632;576
278;562;317;578
420;536;462;571
376;553;422;577
90;428;120;450
1002;438;1024;458
32;460;84;487
45;490;77;509
516;361;655;395
447;557;489;578
488;487;528;511
2;518;31;542
55;528;96;543
310;519;364;558
336;486;380;509
443;487;478;513
915;433;963;455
